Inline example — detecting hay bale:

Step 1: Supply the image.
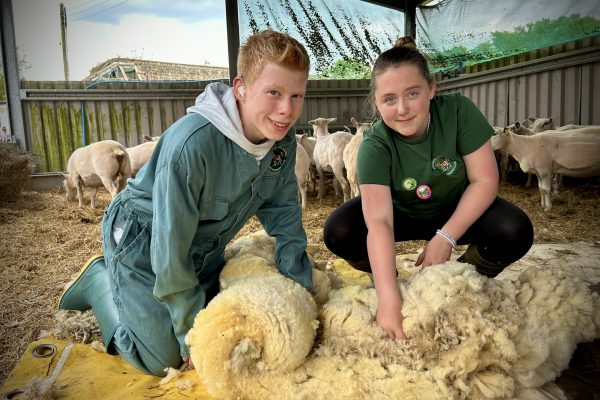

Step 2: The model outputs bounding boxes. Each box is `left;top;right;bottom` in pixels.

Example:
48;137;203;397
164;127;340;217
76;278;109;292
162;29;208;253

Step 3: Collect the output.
0;147;38;203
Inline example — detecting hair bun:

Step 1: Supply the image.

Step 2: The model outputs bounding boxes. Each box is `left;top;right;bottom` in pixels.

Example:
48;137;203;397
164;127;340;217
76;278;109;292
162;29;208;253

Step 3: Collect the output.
394;36;416;49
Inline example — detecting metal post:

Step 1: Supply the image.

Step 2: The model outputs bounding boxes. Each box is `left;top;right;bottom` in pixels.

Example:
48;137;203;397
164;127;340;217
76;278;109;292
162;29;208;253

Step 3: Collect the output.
225;0;239;84
0;0;27;150
404;0;417;39
60;3;70;81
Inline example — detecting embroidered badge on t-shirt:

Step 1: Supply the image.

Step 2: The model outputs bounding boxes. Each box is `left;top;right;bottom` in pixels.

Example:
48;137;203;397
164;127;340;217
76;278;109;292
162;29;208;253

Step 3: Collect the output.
269;147;287;172
402;177;417;191
432;156;458;175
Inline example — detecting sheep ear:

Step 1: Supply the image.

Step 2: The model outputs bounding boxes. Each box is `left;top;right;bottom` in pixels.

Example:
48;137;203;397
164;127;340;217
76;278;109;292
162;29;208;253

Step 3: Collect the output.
307;119;315;125
351;117;357;125
328;117;337;123
144;135;153;142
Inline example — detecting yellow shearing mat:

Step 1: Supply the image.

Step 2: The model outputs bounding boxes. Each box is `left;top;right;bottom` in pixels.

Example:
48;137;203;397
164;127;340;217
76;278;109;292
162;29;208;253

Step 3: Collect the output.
0;260;366;400
1;338;214;399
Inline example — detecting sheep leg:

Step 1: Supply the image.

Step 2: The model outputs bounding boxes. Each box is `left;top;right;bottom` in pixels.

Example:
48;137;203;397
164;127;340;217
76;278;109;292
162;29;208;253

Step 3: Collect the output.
525;173;534;187
89;187;97;209
499;152;509;182
297;182;307;208
102;177;120;199
332;166;350;203
333;177;341;197
552;173;563;194
537;172;553;211
316;166;327;200
76;177;84;208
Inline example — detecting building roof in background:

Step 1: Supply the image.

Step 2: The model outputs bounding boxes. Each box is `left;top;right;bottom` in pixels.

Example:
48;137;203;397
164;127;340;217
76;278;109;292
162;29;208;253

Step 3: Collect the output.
84;57;229;81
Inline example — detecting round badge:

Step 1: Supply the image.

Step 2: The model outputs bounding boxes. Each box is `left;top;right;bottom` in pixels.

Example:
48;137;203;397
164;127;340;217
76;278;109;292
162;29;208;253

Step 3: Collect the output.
268;147;287;172
416;184;432;200
402;177;417;191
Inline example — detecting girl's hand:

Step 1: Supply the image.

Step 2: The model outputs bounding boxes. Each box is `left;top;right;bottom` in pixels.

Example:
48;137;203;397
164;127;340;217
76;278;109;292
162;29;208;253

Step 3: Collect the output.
375;297;405;340
415;234;453;268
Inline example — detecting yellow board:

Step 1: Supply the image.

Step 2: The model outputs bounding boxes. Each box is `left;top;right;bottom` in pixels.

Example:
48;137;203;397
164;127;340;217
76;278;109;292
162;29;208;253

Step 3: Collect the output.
1;338;214;399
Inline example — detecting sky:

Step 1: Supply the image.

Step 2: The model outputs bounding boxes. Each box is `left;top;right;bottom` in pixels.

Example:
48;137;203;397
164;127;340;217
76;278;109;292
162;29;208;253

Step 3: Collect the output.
12;0;404;81
12;0;229;80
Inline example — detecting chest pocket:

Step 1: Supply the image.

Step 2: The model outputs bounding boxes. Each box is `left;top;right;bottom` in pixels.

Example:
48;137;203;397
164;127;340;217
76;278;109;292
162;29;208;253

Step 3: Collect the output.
199;197;229;221
257;172;280;200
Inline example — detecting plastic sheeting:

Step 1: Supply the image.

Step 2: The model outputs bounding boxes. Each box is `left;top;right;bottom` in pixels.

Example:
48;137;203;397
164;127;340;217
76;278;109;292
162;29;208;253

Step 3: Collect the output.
417;0;600;71
237;0;600;75
239;0;405;74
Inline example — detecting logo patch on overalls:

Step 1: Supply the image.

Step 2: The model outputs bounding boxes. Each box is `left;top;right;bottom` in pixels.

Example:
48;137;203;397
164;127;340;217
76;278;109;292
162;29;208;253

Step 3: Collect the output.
432;156;457;175
269;147;287;172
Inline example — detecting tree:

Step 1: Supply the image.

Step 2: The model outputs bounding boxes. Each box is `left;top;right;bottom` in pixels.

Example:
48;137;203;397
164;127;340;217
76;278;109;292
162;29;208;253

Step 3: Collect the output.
320;58;371;79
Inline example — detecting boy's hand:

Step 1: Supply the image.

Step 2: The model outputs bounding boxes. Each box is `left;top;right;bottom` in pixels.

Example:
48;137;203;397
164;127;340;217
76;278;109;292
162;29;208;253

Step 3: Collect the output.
181;356;195;371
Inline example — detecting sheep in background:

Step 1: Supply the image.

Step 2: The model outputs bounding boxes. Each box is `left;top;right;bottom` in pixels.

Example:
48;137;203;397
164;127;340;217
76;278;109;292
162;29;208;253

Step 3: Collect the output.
309;117;352;202
556;124;600;131
295;143;311;208
62;140;131;208
343;117;374;198
492;127;600;211
186;230;600;400
144;135;161;142
296;133;318;192
519;117;555;133
127;141;157;177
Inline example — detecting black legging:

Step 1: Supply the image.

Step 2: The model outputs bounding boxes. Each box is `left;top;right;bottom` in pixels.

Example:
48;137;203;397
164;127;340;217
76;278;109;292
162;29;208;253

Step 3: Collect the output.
323;196;533;267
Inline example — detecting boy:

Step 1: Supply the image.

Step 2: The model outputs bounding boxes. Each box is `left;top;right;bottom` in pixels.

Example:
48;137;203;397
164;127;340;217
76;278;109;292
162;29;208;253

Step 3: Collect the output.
59;29;312;375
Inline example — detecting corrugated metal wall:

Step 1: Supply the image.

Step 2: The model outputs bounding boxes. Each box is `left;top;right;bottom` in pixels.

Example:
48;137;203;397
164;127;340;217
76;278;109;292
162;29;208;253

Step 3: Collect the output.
20;37;600;173
436;42;600;127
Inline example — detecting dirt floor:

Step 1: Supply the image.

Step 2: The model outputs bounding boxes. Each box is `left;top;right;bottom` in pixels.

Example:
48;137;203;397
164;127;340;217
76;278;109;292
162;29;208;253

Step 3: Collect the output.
1;175;599;389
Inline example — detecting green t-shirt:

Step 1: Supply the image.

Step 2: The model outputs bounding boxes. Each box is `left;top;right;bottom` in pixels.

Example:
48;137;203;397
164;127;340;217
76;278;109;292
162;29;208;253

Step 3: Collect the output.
357;92;493;218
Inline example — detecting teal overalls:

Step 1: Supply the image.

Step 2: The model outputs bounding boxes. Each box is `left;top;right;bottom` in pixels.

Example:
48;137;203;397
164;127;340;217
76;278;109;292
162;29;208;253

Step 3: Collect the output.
101;112;312;375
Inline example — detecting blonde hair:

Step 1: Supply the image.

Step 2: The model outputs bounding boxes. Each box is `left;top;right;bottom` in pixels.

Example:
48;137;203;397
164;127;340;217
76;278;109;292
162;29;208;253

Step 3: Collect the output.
237;29;310;83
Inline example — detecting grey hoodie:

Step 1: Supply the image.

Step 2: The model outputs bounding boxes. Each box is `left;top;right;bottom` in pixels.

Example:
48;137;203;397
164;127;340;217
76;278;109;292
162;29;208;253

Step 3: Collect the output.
187;82;273;162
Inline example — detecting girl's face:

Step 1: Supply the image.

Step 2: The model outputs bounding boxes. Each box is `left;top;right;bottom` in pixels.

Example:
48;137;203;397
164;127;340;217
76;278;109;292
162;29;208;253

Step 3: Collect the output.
374;64;435;140
235;63;307;144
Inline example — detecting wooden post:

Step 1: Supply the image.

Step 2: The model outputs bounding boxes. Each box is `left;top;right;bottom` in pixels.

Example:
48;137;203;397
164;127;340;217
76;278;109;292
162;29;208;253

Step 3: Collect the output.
60;3;69;81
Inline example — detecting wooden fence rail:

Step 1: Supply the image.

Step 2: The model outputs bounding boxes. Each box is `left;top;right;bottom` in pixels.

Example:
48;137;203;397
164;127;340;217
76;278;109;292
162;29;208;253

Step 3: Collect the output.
19;35;600;173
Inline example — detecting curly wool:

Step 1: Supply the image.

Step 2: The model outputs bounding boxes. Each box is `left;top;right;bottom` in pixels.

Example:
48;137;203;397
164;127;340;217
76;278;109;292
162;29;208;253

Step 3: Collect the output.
186;232;600;400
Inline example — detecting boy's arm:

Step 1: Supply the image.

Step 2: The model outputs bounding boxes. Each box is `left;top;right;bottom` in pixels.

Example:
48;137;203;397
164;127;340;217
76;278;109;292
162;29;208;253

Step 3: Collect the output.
256;139;313;291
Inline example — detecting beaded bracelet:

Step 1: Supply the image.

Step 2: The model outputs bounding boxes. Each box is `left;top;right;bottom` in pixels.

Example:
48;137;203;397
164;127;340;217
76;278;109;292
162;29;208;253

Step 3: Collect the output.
436;229;457;248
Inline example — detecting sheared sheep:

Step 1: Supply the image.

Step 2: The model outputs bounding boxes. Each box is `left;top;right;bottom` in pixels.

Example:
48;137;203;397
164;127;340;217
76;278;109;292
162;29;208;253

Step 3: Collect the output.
186;231;600;400
62;140;131;208
127;141;157;177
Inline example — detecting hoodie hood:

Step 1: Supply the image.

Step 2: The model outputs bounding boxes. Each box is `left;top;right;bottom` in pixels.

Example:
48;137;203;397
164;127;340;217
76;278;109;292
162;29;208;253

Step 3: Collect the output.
186;82;274;162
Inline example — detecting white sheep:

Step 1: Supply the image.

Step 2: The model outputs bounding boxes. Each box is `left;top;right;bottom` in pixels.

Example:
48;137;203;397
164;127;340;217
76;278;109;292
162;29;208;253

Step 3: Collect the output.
309;117;352;202
295;143;311;208
296;133;318;192
342;117;374;198
127;141;157;177
185;231;600;400
520;117;555;133
63;140;131;209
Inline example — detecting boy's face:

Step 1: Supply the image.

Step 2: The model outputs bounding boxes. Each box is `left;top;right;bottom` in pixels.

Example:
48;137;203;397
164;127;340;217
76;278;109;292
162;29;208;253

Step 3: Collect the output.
236;63;308;144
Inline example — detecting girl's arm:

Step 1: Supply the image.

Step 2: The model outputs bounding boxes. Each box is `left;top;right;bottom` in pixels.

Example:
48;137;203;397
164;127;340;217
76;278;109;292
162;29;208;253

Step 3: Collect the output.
417;139;499;267
360;183;405;340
